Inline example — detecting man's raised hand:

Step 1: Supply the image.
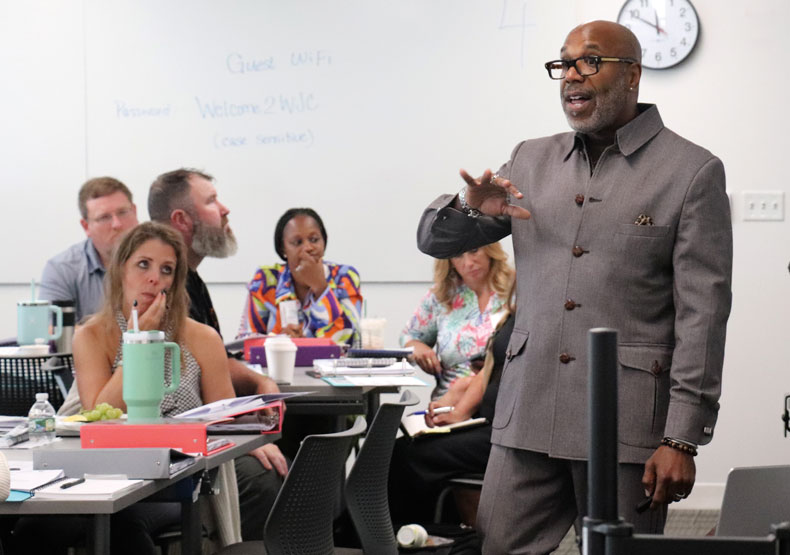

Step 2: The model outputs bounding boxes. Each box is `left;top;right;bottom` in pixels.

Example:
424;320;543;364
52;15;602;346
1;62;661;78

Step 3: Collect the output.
459;168;531;220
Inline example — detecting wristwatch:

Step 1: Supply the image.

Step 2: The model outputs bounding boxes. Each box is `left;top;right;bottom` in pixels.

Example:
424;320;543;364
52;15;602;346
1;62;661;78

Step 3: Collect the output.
457;187;481;218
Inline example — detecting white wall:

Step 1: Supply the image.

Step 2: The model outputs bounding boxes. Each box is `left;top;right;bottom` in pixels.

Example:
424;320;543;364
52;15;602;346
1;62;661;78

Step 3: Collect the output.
2;0;790;510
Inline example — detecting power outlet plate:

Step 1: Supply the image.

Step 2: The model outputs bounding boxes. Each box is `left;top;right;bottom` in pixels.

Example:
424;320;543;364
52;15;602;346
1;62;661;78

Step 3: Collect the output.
743;191;784;221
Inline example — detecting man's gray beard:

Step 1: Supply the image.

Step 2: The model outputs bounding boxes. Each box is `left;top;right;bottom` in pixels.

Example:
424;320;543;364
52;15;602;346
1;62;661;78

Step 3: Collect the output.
564;75;630;134
192;220;238;259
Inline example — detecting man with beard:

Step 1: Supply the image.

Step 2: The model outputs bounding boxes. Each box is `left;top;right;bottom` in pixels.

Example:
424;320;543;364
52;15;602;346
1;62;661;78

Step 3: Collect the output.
148;168;286;541
40;177;138;321
416;21;732;553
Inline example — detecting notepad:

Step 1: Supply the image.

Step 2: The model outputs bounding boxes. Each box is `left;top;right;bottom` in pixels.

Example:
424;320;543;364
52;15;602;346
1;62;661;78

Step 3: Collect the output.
401;414;488;438
10;469;65;493
34;478;143;500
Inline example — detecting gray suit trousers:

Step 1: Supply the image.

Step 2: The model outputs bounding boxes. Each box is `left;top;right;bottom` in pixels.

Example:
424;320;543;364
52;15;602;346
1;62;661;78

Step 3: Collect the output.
477;445;667;554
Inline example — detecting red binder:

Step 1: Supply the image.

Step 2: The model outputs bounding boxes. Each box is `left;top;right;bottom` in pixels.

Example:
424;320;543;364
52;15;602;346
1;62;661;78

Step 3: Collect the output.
81;399;285;456
80;421;235;456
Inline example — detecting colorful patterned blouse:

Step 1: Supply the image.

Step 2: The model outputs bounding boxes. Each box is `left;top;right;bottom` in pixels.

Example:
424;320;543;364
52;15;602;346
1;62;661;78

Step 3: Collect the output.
400;284;506;398
238;261;362;346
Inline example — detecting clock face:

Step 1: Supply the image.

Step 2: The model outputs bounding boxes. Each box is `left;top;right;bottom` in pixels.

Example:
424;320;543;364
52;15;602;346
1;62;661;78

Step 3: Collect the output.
617;0;700;69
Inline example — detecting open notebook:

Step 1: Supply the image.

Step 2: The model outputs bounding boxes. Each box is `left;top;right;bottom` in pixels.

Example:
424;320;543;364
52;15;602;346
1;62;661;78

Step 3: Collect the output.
401;414;488;438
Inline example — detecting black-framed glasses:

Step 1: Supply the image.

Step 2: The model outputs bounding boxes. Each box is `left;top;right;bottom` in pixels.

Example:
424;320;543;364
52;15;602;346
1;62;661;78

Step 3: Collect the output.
544;56;637;80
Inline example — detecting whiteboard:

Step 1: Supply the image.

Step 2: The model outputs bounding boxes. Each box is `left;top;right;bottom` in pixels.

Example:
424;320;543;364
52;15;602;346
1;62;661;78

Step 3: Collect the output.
2;0;575;283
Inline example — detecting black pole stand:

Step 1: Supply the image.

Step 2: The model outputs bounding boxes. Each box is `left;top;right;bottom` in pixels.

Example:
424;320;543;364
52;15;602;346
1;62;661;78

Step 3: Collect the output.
583;328;790;555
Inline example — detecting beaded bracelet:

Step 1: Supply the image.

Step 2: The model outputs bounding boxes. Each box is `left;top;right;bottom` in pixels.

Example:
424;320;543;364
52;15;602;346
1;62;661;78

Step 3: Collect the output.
661;437;698;457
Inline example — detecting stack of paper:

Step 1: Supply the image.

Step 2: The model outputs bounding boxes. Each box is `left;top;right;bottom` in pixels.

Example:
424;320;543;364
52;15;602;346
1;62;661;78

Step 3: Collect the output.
34;478;143;500
312;358;414;376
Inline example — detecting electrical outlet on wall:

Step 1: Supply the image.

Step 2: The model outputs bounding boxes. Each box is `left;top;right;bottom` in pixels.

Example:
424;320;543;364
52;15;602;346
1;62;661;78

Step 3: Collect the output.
742;191;784;222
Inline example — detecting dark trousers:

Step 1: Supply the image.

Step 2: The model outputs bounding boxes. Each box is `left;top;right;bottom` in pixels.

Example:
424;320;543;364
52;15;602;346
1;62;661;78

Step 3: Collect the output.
477;446;667;555
9;502;180;555
234;453;286;541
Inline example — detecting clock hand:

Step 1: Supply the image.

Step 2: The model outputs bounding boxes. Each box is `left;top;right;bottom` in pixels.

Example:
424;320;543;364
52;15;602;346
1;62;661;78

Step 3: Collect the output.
634;15;668;35
653;11;666;36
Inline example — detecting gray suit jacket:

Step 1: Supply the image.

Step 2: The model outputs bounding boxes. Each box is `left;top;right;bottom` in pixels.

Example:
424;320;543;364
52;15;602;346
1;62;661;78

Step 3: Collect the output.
417;105;732;463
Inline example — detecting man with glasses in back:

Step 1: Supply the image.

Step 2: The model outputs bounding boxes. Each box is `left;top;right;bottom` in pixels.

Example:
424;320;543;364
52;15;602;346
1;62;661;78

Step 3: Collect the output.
40;177;138;322
417;21;731;553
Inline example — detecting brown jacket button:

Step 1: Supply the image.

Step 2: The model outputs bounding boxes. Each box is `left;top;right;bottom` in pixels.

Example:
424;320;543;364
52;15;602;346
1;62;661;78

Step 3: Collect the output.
564;299;579;310
651;360;662;375
575;194;585;206
572;246;586;257
559;353;575;364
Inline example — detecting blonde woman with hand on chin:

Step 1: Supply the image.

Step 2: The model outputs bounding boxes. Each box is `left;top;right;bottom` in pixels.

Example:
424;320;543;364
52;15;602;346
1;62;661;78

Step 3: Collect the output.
400;242;514;399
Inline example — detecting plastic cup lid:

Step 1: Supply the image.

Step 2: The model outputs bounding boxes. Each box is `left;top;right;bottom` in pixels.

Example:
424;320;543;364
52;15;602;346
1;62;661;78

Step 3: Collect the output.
123;330;165;343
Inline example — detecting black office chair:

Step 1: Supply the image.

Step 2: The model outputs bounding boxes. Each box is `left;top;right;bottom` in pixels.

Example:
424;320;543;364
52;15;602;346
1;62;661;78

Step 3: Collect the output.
0;354;73;415
218;416;367;555
344;390;418;554
433;474;484;524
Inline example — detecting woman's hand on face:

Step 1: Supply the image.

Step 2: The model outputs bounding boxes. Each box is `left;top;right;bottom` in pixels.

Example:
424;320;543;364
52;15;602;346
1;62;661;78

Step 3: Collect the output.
282;323;304;338
411;341;441;376
291;254;326;296
131;291;167;331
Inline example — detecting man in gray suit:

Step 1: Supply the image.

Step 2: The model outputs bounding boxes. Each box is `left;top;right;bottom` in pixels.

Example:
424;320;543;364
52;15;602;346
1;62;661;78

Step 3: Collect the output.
417;21;732;553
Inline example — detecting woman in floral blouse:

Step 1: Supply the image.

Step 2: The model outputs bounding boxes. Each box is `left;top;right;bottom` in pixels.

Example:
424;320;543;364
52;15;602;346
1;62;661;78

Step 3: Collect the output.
238;207;362;346
401;242;514;398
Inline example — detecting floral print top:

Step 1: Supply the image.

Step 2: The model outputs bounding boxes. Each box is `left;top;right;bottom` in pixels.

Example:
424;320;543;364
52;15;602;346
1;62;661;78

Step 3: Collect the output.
400;284;506;398
238;261;362;346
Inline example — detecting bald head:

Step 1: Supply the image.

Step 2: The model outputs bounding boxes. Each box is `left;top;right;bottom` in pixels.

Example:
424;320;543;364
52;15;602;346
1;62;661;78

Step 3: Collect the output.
564;20;642;64
558;20;642;138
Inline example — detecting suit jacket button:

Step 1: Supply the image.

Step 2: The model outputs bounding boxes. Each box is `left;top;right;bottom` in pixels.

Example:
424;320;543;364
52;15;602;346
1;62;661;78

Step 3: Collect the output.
651;360;662;375
559;353;575;364
564;299;579;310
575;194;585;206
572;246;585;257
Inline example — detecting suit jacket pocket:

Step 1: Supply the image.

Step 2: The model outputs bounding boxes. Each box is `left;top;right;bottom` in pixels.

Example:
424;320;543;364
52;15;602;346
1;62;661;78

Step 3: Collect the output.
615;223;671;237
617;344;673;448
492;329;529;430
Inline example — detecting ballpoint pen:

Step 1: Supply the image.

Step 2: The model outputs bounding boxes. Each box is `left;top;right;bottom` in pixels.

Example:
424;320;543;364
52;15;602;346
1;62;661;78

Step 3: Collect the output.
60;478;86;489
408;406;455;417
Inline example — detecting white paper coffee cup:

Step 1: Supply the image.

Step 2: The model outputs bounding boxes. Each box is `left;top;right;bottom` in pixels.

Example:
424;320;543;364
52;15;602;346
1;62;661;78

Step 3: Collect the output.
264;335;297;384
360;317;386;349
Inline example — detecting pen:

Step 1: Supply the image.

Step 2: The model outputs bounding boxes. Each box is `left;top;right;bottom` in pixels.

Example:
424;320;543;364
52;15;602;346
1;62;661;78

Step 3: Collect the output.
408;406;455;416
60;478;86;489
635;495;653;514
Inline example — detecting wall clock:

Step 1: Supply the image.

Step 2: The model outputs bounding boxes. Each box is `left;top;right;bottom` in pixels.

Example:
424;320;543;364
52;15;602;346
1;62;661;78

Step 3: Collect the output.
617;0;700;69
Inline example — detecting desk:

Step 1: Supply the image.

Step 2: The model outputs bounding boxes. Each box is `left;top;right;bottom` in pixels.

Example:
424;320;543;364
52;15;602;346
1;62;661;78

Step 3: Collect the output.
0;433;271;555
278;367;399;423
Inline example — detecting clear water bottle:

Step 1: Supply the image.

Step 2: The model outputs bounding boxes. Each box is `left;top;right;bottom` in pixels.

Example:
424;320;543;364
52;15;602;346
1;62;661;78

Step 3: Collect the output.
28;392;56;441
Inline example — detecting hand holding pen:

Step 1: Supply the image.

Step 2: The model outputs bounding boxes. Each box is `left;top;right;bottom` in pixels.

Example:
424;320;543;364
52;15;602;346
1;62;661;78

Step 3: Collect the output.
408;406;454;417
414;404;455;428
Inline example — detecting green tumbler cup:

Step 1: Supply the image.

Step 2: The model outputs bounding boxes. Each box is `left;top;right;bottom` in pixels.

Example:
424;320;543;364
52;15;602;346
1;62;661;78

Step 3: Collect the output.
122;330;181;423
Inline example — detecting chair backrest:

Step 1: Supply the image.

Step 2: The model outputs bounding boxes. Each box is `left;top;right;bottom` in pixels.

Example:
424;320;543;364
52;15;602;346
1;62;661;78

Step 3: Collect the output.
0;355;72;416
716;465;790;536
345;390;419;555
264;416;367;555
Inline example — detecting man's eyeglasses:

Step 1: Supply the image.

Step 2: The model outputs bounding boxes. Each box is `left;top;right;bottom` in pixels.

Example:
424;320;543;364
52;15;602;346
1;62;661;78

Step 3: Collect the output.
544;56;637;80
90;207;135;226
